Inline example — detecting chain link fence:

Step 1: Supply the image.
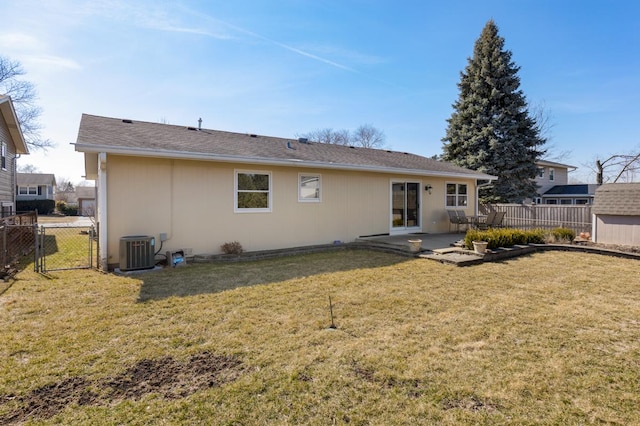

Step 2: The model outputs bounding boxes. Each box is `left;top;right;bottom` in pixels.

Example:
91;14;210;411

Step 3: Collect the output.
1;212;38;279
36;225;97;272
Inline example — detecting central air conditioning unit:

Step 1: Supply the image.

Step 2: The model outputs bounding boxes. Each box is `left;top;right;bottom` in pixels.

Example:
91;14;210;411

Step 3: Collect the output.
119;236;155;271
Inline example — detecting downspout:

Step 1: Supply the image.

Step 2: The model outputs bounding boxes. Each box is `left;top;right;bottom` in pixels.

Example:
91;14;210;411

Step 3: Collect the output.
475;180;493;216
98;152;108;270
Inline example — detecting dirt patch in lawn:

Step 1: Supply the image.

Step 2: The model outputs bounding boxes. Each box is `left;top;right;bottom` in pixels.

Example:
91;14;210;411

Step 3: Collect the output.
0;351;244;424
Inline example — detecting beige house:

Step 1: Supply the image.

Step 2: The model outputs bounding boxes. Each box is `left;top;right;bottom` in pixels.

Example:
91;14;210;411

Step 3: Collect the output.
74;114;496;270
0;96;29;217
592;183;640;246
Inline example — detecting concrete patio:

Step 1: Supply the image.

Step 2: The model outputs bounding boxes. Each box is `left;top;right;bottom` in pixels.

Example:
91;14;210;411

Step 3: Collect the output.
355;232;466;252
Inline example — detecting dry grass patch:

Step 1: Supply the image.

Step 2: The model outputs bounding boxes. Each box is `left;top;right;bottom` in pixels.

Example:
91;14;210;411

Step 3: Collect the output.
1;250;639;424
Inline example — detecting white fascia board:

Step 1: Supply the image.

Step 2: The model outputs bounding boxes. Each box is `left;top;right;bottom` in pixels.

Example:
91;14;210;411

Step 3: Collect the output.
73;143;498;181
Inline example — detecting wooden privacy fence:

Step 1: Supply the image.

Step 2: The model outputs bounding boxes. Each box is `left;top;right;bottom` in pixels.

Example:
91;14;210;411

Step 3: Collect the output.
480;204;592;233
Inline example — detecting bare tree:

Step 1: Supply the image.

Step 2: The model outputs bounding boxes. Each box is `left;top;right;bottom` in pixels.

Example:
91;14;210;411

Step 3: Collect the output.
55;178;75;203
0;55;53;150
297;124;386;148
17;163;40;173
590;149;640;184
351;124;386;148
297;128;351;145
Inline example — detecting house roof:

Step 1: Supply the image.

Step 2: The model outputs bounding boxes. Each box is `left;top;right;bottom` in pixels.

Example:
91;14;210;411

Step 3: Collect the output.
542;184;599;197
76;186;96;199
536;159;577;170
74;114;497;181
17;173;56;186
592;183;640;216
0;95;28;155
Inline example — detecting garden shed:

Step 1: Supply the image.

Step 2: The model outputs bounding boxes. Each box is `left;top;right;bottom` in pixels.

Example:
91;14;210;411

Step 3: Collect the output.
591;183;640;247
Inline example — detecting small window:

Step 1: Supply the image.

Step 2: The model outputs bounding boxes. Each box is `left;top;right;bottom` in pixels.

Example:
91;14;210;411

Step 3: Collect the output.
575;199;589;205
1;142;6;170
446;183;468;207
235;171;271;212
549;168;555;182
299;174;321;202
545;199;558;205
560;199;573;205
538;167;544;178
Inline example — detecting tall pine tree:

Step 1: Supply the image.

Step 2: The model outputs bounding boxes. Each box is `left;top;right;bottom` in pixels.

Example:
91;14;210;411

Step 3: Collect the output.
442;20;545;203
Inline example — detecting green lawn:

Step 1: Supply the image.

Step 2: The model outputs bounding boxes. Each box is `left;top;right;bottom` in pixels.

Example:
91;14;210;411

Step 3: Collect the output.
1;250;639;424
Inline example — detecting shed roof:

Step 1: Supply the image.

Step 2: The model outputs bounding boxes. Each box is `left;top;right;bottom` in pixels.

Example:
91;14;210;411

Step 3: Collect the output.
17;173;56;186
592;183;640;216
74;114;497;181
76;186;96;199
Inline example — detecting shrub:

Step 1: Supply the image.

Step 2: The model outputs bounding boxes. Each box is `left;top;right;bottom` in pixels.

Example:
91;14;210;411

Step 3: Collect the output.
55;201;78;216
549;227;576;243
221;241;243;255
465;228;545;250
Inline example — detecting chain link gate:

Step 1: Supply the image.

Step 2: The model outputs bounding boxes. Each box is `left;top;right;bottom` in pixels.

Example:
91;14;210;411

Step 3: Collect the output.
36;225;98;273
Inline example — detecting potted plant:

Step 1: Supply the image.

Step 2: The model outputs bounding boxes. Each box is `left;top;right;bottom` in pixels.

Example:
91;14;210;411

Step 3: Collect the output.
472;240;488;254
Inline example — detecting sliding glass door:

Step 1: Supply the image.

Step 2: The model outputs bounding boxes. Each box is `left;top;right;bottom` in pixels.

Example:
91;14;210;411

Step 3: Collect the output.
391;181;420;232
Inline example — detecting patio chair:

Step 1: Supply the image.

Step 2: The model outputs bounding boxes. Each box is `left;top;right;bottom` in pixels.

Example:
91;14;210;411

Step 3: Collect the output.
477;211;506;230
475;211;496;230
492;211;506;228
448;210;461;232
456;210;472;231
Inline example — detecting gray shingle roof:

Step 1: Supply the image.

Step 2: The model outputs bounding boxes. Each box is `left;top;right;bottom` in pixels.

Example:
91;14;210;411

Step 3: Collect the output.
17;173;56;186
592;183;640;216
543;184;599;196
74;114;496;180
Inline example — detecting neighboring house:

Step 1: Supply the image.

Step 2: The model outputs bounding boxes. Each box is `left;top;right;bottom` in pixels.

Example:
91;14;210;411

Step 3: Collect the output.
533;159;597;205
76;185;96;216
592;183;640;247
539;184;599;205
16;173;56;201
74;114;496;270
0;95;29;217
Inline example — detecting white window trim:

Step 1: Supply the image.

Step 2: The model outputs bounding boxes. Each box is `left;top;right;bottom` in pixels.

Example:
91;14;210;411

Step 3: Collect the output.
1;142;6;171
549;168;555;182
19;186;38;195
234;169;272;213
445;182;468;208
298;173;322;203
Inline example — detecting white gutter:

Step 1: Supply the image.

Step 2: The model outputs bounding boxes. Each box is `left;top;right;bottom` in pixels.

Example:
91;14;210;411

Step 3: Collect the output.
97;152;108;271
74;143;498;181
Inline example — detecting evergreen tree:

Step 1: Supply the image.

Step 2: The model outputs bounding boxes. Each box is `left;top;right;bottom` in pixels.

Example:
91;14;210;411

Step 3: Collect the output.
442;20;545;203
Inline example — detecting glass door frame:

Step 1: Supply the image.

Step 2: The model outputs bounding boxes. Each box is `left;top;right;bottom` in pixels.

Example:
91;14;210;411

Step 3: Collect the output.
390;179;422;235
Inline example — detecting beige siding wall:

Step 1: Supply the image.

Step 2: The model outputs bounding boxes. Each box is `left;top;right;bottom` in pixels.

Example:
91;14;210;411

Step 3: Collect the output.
104;155;476;264
595;215;640;246
536;166;568;194
0;115;17;208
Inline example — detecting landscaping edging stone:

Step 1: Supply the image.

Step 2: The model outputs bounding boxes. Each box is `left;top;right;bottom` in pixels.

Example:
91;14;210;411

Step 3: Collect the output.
190;241;640;265
424;243;640;266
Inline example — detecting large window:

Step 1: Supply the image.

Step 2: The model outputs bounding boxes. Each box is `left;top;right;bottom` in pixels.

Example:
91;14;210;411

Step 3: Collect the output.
446;183;468;207
299;174;321;202
235;171;271;212
18;186;37;195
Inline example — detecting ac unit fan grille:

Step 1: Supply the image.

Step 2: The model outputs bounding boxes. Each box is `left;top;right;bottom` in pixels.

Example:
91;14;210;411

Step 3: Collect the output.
119;236;155;271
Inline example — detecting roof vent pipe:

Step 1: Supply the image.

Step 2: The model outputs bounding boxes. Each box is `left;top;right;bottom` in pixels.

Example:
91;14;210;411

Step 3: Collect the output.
198;117;202;130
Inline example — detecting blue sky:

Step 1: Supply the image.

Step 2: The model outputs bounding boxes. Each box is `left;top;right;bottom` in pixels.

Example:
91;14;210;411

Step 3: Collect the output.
1;0;638;184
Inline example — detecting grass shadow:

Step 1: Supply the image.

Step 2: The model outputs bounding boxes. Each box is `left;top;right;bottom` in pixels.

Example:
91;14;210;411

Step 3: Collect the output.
137;249;410;302
41;234;59;256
